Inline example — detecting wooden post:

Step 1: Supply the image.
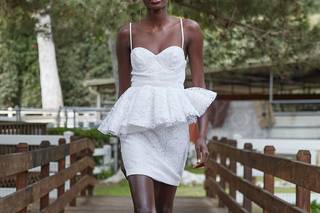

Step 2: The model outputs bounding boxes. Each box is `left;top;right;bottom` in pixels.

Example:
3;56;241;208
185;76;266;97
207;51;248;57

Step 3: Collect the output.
243;143;253;213
40;140;50;210
80;145;88;196
87;146;94;196
58;138;66;213
69;136;77;206
228;140;237;201
296;150;311;212
218;137;227;207
16;143;28;213
204;167;212;197
263;145;275;213
210;136;218;198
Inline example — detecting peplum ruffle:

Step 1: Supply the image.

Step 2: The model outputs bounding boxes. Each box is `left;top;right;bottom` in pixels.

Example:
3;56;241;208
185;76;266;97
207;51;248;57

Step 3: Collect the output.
97;86;217;136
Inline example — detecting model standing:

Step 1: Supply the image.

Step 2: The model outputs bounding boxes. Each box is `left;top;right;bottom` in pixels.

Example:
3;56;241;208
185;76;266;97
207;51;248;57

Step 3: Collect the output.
98;0;217;212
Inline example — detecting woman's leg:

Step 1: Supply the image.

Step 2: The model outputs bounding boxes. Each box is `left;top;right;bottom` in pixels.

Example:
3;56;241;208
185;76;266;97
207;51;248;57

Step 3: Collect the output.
127;174;157;213
154;180;177;213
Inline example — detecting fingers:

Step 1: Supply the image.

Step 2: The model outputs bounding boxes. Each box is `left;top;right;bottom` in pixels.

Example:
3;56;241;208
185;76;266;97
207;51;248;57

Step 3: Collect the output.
195;145;201;163
198;145;209;164
203;147;209;163
194;143;210;169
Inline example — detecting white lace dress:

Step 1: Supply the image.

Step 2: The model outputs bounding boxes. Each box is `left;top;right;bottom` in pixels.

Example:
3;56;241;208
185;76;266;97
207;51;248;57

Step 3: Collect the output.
97;18;217;186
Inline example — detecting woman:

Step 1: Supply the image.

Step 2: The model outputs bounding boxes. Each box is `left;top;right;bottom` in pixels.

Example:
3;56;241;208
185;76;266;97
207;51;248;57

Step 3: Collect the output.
98;0;217;212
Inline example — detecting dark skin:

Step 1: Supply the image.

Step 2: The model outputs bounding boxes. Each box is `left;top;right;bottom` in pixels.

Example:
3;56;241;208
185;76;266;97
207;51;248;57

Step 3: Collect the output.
116;0;210;212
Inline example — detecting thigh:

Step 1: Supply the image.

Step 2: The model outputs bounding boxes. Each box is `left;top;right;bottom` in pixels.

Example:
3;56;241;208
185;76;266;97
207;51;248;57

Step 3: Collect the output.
127;174;156;213
154;180;177;213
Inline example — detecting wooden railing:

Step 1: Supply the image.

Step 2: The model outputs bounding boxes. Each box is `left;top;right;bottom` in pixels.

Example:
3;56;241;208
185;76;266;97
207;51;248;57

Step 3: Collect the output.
0;137;96;213
0;122;47;135
204;136;319;213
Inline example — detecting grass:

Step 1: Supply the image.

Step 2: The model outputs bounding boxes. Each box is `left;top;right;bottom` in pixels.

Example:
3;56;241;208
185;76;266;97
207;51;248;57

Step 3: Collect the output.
95;180;131;196
94;179;206;197
94;164;206;197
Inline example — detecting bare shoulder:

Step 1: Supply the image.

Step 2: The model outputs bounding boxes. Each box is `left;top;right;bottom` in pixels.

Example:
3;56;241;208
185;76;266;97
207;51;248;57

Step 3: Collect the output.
117;22;130;41
182;18;202;34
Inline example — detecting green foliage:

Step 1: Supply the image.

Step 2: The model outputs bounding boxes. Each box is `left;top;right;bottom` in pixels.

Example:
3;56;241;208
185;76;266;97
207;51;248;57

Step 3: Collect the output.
173;0;320;72
95;169;114;180
0;0;319;107
47;127;110;147
311;200;320;213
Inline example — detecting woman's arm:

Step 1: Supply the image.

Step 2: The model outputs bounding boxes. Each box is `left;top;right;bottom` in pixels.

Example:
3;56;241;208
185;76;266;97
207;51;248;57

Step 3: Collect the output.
116;23;132;98
185;18;210;167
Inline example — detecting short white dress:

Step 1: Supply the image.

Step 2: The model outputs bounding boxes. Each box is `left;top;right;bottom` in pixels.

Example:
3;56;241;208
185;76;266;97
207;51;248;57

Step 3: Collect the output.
97;17;217;186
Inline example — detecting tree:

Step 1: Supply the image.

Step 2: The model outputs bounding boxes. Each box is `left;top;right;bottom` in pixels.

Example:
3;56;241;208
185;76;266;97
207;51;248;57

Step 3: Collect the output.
0;0;319;107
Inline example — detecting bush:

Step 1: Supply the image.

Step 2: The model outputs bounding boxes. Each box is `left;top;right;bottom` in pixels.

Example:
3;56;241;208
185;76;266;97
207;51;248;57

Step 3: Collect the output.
311;200;320;213
48;127;111;147
96;169;114;180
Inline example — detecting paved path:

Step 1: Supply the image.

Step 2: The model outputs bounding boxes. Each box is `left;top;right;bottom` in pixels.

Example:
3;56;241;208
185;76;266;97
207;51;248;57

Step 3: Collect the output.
65;196;227;213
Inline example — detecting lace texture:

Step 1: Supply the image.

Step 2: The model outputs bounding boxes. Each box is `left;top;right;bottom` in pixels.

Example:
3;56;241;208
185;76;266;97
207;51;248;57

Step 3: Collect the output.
97;85;217;136
97;46;217;136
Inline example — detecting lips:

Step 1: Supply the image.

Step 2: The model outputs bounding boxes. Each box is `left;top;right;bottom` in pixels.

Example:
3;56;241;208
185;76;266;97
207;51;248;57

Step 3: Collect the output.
150;0;161;4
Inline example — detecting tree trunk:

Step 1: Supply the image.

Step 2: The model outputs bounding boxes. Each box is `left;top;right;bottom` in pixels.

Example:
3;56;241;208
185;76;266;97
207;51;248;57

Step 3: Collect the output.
36;12;64;109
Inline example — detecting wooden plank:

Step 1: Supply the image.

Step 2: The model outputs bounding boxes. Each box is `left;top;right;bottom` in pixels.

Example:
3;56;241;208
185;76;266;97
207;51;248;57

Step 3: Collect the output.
80;148;88;196
40;141;51;210
210;142;320;193
263;146;275;213
218;138;227;207
70;138;94;153
16;143;28;213
0;145;66;178
87;148;94;196
207;160;306;213
42;175;96;213
296;150;311;212
0;139;92;178
58;138;66;213
243;143;253;212
207;177;247;213
227;140;237;202
64;196;228;213
0;157;95;213
69;139;78;207
206;138;218;198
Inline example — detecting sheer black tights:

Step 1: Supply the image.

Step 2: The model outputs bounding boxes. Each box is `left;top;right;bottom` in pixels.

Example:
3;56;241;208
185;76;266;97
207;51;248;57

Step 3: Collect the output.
127;174;177;213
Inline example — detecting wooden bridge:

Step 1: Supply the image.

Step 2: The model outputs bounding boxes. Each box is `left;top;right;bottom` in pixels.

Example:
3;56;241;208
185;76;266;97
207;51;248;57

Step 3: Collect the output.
0;123;319;212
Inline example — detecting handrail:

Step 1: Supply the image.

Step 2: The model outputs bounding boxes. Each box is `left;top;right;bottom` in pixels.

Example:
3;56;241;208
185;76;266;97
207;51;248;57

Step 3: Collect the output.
0;137;96;213
205;137;318;213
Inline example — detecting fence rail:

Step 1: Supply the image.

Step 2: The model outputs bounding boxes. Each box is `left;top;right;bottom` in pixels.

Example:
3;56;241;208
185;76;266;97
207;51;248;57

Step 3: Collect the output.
0;136;96;213
0;122;47;135
0;106;111;128
204;136;319;213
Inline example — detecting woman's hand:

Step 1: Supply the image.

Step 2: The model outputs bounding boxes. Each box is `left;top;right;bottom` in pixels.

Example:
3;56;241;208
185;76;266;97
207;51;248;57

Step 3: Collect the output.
192;135;209;168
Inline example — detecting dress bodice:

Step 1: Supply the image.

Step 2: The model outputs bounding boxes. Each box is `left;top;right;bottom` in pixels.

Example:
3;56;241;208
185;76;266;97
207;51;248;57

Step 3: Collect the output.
130;46;187;88
97;17;217;136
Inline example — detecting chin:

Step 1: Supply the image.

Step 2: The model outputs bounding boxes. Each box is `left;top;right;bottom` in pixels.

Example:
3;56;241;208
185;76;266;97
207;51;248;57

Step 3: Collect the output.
143;0;167;10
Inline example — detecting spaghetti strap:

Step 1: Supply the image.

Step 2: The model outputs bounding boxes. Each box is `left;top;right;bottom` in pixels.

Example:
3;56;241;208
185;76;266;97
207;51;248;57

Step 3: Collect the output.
180;17;184;49
129;22;133;51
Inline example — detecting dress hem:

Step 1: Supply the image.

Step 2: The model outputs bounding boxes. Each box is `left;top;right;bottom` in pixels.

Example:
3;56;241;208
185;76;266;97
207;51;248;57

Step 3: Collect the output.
125;171;181;187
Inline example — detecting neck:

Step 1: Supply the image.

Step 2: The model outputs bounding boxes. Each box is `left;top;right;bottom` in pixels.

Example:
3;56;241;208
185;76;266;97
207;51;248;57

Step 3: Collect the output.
144;6;169;28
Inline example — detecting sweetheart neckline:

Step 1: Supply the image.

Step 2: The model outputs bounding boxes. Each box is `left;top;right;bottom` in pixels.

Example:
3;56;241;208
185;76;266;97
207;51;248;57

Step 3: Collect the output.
131;45;187;62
